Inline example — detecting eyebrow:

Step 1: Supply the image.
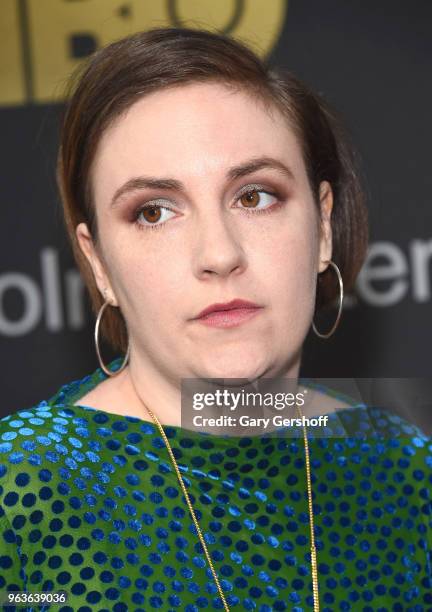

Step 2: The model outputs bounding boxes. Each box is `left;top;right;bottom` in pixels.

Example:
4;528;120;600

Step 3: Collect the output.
109;156;295;208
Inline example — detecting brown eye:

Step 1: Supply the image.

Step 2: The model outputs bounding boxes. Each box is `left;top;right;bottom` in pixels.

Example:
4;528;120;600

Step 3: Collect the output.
141;205;162;223
134;203;176;230
240;190;260;208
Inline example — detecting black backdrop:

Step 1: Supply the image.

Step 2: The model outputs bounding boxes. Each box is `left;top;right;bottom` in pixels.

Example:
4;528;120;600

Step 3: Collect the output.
1;1;431;430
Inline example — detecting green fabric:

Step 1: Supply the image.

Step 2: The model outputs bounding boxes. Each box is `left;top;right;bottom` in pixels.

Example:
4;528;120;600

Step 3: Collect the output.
0;358;431;611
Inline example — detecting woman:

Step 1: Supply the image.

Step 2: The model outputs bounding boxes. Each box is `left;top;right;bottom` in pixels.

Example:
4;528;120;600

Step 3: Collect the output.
0;27;430;612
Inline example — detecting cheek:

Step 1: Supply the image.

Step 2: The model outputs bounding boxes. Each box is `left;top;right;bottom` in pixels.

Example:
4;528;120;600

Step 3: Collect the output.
110;242;187;321
251;214;318;284
258;245;316;310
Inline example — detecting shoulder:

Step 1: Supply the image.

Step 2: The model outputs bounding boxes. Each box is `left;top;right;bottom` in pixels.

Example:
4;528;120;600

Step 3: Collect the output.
317;402;432;470
325;405;432;488
0;401;86;469
0;395;104;481
0;358;111;437
326;402;429;437
0;399;79;431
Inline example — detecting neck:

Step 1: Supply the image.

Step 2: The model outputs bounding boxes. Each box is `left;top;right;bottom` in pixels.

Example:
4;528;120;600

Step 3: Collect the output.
120;346;303;428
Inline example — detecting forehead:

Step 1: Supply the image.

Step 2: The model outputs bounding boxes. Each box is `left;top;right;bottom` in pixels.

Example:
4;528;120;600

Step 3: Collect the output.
91;82;306;202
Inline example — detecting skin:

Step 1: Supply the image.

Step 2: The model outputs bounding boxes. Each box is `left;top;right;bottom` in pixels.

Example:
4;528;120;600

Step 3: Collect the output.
75;81;337;427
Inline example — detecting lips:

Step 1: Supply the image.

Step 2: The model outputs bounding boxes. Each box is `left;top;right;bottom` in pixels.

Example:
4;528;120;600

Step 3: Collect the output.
194;298;262;320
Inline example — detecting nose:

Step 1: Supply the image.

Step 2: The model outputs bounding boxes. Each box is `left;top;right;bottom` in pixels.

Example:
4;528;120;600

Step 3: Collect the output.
191;209;247;280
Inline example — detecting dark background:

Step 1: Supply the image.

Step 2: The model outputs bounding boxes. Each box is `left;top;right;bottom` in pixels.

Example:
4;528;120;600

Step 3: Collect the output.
1;1;431;431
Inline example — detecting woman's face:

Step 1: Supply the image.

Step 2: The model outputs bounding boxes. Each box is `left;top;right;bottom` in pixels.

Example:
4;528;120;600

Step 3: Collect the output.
77;82;333;381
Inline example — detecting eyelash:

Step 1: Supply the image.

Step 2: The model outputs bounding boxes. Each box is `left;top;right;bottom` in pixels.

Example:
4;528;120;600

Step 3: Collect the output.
132;185;283;232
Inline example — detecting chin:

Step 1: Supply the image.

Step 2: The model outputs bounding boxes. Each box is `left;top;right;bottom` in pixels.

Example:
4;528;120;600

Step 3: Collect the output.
199;358;266;382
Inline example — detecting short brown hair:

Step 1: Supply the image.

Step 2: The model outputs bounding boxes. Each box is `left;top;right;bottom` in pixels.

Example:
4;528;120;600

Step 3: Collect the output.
57;26;369;354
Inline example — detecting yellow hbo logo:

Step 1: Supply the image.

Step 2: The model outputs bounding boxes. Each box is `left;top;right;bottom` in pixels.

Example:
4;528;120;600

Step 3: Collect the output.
1;0;287;106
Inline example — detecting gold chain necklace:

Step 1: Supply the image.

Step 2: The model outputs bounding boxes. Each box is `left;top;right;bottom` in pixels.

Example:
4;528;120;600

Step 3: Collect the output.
129;381;320;611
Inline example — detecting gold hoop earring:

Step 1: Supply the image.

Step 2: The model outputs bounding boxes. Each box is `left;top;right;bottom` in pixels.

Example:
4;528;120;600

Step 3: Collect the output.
95;294;130;376
312;259;344;339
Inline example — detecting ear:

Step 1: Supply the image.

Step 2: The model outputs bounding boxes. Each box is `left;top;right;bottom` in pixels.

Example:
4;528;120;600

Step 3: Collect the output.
317;181;334;273
75;223;117;305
